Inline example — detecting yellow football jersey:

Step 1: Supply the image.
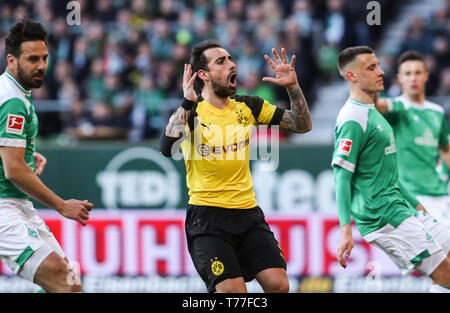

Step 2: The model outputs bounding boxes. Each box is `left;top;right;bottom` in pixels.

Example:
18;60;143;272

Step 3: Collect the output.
181;95;284;209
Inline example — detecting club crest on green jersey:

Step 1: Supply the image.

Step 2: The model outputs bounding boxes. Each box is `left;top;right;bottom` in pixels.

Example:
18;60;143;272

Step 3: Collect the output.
385;133;396;155
414;128;438;147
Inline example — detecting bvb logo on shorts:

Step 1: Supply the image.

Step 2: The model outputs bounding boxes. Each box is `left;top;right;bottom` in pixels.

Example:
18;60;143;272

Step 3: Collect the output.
211;257;224;276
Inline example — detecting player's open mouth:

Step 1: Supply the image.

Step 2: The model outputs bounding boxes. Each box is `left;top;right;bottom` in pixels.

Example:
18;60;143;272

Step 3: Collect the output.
229;73;237;88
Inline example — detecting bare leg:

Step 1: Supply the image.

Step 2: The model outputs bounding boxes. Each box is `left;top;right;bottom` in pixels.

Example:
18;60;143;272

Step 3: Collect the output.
33;252;81;293
215;277;247;293
255;268;289;293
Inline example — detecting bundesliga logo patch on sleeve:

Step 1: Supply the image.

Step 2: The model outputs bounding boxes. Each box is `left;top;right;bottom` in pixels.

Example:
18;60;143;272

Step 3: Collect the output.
6;114;25;135
338;139;352;156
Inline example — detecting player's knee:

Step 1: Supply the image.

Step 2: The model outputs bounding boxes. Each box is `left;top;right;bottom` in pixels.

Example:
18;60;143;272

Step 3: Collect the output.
36;254;81;293
441;257;450;275
265;278;289;293
51;264;81;293
215;277;247;293
430;256;450;286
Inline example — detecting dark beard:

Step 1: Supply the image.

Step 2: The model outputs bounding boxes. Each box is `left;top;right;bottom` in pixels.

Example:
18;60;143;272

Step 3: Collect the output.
17;63;45;90
211;78;236;98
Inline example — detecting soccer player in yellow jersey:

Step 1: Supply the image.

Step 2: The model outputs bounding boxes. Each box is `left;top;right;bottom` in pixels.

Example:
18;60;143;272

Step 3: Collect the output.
160;40;311;293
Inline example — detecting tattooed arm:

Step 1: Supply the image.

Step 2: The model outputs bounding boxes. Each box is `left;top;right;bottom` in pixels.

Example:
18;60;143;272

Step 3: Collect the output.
160;64;197;157
263;48;312;134
165;107;191;138
166;63;198;138
280;84;312;133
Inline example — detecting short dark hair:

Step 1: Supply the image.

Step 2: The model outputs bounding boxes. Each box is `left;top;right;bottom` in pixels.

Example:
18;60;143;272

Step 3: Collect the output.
337;46;374;77
189;39;222;93
5;20;48;57
397;50;425;70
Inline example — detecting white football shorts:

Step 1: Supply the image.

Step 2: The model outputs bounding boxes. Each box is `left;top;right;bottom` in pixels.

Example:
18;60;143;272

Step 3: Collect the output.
417;195;450;228
365;215;446;276
0;198;65;282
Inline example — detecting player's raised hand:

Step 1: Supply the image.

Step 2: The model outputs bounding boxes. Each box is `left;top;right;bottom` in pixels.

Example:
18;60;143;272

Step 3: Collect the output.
337;224;354;268
183;63;198;102
262;48;298;88
33;152;47;176
57;199;93;226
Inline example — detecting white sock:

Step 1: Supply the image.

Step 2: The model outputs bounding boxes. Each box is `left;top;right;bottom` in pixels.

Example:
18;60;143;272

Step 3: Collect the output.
429;284;450;293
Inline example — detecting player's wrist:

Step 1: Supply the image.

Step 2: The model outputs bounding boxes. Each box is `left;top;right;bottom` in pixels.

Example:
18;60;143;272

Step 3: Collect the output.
340;224;352;235
53;197;67;213
285;81;300;90
181;97;195;110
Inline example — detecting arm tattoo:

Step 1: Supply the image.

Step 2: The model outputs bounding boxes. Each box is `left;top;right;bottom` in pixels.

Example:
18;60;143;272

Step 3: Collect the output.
280;85;312;133
165;107;191;137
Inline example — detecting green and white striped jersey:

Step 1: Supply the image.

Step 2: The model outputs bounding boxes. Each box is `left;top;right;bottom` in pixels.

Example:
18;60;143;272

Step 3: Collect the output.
0;71;38;198
384;95;450;197
332;98;415;237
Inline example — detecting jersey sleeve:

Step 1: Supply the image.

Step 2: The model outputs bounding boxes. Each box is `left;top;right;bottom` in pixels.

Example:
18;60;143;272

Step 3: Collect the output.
258;99;285;126
0;98;28;148
331;121;364;173
384;98;405;125
241;95;284;126
439;114;450;148
334;166;353;226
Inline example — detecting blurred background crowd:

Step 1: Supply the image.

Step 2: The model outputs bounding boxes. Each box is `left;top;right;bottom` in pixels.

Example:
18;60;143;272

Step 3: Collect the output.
0;0;448;142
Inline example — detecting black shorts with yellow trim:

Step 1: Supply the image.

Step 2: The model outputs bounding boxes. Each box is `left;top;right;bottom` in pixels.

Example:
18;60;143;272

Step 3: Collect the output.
185;204;286;292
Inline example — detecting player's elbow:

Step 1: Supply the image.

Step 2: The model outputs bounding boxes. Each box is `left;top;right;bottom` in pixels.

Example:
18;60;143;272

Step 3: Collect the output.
159;142;174;158
160;149;173;158
159;132;182;158
295;120;312;134
303;121;312;133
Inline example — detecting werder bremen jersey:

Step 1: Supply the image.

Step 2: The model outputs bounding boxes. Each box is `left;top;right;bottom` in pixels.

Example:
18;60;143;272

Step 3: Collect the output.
181;95;284;209
384;95;450;197
0;71;38;198
332;98;415;237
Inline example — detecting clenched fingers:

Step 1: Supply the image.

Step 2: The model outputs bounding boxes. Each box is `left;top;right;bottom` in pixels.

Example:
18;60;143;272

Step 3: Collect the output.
82;200;94;211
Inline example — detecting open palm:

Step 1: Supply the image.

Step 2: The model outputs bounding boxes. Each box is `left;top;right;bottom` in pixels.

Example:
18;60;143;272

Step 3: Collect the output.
262;48;298;87
183;63;198;102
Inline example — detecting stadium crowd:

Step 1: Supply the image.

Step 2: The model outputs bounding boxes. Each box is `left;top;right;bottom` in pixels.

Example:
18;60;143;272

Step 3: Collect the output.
0;0;448;141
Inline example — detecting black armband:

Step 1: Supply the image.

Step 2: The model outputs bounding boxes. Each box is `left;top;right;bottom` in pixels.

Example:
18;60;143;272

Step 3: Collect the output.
160;132;182;157
181;98;195;111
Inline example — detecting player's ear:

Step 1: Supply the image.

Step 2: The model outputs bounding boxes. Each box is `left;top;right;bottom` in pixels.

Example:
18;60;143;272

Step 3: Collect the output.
346;70;356;83
6;54;17;68
198;69;208;82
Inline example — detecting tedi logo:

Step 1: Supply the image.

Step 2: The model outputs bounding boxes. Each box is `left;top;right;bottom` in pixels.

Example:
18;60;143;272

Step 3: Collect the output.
96;147;180;209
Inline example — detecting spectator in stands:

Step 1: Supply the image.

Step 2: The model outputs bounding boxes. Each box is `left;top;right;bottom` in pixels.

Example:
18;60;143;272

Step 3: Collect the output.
399;16;435;55
437;67;450;97
150;18;174;60
289;0;314;38
423;54;441;96
130;74;165;141
66;100;130;140
237;40;261;84
61;97;90;131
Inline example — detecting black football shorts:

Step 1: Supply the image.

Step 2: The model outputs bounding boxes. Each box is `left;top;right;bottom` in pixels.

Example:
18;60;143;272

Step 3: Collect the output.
185;204;286;292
